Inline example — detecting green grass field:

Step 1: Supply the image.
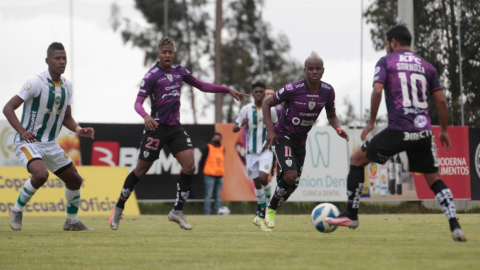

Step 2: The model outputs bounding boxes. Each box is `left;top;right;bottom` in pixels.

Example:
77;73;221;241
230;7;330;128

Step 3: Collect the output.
0;214;478;270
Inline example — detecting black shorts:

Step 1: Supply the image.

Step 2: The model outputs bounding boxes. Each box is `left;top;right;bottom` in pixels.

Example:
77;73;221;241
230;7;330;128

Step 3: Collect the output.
361;129;438;173
272;138;306;186
138;124;193;162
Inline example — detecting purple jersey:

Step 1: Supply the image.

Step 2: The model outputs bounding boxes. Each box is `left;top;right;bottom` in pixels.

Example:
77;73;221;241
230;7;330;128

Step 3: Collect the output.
273;79;335;145
374;50;442;131
138;63;194;125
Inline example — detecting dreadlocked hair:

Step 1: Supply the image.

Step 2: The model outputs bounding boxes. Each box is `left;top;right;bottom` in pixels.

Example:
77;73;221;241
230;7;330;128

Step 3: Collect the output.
158;36;176;51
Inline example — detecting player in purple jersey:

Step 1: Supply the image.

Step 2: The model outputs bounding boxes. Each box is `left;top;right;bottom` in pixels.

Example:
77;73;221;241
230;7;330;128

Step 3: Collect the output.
325;25;466;242
259;52;349;230
109;37;248;231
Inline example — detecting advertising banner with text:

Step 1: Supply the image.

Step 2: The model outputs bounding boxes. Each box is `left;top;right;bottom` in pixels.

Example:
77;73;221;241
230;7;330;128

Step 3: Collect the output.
0;167;140;217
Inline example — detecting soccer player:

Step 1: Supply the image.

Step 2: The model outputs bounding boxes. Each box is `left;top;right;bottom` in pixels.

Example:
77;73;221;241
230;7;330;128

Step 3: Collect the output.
260;52;349;230
3;42;94;231
324;25;467;242
233;82;278;231
109;37;248;230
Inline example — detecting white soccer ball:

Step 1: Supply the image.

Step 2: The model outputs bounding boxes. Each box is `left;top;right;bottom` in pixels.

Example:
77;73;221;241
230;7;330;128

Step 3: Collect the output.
217;206;230;215
311;203;340;233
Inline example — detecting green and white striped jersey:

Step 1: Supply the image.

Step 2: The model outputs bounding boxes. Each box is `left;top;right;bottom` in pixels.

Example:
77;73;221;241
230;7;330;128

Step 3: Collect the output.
15;70;73;143
235;103;278;154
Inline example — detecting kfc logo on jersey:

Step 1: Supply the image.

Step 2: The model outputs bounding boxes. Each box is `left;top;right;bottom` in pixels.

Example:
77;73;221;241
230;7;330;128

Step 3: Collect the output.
374;66;381;75
91;141;120;166
144;73;151;78
285;84;293;91
308;101;316;110
399;54;422;64
279;88;284;94
140;80;145;87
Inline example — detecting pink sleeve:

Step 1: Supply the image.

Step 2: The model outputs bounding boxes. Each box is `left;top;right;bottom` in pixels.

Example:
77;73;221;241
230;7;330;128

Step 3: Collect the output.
188;78;230;93
135;95;148;117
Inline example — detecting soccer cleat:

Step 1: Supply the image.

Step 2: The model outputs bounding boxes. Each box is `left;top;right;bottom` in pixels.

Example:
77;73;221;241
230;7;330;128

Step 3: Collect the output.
168;209;193;230
265;207;276;228
10;210;23;231
253;215;271;231
63;220;94;231
452;228;467;242
324;213;359;229
109;206;124;230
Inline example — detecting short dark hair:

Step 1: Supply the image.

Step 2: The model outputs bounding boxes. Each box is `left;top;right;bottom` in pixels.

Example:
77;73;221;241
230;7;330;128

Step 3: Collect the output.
251;81;266;90
386;24;412;46
265;86;275;91
213;132;222;138
47;42;65;57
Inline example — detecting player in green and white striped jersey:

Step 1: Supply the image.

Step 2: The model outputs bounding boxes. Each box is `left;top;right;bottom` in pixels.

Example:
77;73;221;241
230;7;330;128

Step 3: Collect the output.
233;82;278;231
3;42;95;231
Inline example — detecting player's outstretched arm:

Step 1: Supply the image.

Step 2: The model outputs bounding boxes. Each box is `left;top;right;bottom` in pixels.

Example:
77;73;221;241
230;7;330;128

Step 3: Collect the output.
188;78;249;102
361;82;384;141
326;110;349;141
3;96;35;143
263;97;279;149
432;90;451;151
63;105;95;139
233;118;248;133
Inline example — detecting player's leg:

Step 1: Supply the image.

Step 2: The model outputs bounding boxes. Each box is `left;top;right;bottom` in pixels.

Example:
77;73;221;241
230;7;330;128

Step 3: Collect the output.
168;148;194;230
324;148;371;228
326;129;402;229
55;164;93;231
259;152;273;205
204;175;214;215
111;129;161;230
213;176;223;214
263;139;298;228
11;160;48;230
424;173;466;241
248;154;265;215
410;134;466;242
10;143;48;231
167;126;195;230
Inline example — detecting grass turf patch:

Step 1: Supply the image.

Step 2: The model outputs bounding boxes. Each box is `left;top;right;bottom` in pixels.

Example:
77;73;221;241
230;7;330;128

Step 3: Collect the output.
0;214;478;270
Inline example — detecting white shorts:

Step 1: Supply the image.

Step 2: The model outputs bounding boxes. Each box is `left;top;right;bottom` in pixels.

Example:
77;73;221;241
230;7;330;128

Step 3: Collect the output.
14;141;72;174
246;152;273;179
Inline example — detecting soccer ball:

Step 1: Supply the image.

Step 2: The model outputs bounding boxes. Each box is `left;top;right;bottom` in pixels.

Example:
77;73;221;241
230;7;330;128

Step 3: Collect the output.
217;206;230;215
311;203;340;233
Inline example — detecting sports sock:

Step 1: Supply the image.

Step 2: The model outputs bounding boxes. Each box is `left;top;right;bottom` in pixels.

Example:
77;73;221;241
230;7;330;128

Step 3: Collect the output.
346;165;365;219
255;187;267;212
173;172;193;211
431;180;459;231
116;171;141;209
65;188;81;224
264;182;272;201
12;179;37;212
268;179;291;210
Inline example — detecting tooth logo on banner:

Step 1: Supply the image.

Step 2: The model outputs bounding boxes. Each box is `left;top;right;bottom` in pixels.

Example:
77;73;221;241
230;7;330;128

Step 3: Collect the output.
286;160;292;167
166;74;173;82
143;151;149;158
308;131;330;168
308;101;316;110
475;143;480;178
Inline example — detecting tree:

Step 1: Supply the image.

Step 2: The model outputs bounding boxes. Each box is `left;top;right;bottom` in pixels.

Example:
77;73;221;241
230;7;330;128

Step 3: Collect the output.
111;0;303;123
219;0;303;122
110;0;212;123
364;0;480;127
